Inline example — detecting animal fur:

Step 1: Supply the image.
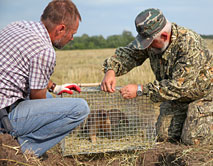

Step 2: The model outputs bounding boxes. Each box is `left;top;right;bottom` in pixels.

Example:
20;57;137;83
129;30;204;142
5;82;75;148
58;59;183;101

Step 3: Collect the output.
85;109;129;143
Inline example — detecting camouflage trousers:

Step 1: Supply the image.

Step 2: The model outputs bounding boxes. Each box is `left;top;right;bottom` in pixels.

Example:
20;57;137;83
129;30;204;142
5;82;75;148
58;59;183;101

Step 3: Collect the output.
156;91;213;145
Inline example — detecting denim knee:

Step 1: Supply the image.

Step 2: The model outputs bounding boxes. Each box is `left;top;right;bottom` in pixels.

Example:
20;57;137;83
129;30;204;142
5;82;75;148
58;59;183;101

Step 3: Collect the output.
75;98;90;117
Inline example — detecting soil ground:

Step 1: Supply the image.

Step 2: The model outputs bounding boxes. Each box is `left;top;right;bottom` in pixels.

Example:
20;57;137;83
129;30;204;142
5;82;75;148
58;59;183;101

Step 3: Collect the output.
0;134;213;166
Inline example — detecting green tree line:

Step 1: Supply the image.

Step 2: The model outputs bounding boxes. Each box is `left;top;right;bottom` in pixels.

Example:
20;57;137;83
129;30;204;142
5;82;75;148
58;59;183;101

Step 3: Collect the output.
61;31;213;50
62;30;135;50
201;34;213;39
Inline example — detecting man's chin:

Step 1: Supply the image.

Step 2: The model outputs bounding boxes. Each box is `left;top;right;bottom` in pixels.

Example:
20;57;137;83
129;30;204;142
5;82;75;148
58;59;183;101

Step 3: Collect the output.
151;41;169;54
151;47;164;54
53;44;64;49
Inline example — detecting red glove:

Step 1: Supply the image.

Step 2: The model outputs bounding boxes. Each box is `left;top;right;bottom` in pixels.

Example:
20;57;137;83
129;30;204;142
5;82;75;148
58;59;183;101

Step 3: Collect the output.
53;84;81;95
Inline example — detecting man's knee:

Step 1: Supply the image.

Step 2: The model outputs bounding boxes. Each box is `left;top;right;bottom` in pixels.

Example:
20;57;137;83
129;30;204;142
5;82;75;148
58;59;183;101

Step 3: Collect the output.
181;123;213;145
156;113;186;142
156;101;188;142
181;97;213;145
75;98;90;117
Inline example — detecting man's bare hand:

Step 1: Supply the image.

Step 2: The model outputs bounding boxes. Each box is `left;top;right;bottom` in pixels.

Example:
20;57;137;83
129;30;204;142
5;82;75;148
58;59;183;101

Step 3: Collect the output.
101;70;116;93
120;84;138;99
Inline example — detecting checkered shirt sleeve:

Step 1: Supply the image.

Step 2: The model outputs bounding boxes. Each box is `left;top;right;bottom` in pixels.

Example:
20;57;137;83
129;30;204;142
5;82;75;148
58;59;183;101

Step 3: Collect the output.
29;49;55;89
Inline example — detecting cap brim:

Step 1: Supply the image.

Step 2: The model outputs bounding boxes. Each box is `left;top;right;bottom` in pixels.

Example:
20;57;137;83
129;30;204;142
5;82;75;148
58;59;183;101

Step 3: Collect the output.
132;35;154;50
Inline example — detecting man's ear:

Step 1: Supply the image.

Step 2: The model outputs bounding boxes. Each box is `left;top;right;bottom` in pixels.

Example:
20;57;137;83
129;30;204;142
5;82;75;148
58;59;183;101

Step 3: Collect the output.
160;32;168;41
55;24;66;36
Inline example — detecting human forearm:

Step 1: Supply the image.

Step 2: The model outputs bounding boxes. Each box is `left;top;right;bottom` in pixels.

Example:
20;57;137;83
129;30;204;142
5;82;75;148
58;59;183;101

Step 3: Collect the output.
30;89;47;99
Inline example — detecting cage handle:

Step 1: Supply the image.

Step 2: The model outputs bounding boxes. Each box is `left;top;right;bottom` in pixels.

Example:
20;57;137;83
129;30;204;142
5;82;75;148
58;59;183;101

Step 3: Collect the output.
77;83;122;91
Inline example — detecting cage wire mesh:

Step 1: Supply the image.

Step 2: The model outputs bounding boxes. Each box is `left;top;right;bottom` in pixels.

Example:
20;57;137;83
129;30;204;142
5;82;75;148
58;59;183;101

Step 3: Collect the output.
60;86;157;156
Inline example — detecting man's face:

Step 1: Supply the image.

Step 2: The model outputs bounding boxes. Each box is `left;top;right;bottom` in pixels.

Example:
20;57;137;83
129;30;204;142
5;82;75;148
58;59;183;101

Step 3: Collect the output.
52;18;79;49
149;38;169;54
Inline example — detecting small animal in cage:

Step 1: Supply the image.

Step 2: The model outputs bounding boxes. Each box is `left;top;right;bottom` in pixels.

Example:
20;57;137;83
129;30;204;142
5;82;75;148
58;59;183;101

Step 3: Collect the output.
82;109;129;143
87;109;112;143
107;109;129;128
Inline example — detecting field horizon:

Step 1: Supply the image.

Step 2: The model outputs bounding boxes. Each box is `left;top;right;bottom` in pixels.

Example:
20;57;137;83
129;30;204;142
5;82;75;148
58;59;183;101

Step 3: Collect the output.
51;39;213;87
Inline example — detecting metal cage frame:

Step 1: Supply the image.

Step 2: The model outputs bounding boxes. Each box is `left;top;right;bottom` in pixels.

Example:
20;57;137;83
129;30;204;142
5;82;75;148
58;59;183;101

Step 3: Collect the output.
60;86;157;156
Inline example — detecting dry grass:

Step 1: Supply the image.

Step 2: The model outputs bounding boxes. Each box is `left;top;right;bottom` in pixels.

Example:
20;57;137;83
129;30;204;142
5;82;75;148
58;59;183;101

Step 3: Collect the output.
205;38;213;50
51;48;155;85
51;39;213;86
1;143;42;166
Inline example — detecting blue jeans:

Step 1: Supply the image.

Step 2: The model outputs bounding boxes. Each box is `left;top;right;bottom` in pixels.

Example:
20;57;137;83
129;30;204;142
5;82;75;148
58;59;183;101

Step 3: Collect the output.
6;93;90;157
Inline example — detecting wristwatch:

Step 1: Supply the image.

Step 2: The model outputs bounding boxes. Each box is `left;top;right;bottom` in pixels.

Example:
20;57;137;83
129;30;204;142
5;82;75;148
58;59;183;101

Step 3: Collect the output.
136;84;143;96
49;82;56;92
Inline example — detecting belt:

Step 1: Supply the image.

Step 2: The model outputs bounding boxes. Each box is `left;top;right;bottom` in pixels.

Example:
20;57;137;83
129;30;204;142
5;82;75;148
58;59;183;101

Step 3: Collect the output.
6;99;23;113
0;99;23;133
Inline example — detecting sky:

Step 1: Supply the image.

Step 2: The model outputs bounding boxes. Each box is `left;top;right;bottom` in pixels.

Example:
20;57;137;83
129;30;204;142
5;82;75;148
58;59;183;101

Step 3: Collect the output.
0;0;213;38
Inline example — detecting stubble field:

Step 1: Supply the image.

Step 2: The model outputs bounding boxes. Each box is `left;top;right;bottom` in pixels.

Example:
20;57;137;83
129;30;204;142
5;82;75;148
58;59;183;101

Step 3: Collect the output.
0;39;213;166
51;39;213;86
51;48;155;86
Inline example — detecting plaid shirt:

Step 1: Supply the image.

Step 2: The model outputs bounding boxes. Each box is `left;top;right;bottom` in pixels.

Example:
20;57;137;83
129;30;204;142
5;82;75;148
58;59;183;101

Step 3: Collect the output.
0;21;56;109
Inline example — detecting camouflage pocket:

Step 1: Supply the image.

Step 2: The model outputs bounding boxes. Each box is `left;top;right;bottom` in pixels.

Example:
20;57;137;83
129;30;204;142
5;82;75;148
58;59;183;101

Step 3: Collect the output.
181;94;213;145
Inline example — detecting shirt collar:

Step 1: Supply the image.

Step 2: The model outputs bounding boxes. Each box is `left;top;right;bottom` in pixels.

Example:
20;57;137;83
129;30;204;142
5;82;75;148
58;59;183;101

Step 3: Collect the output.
161;23;178;60
39;21;53;47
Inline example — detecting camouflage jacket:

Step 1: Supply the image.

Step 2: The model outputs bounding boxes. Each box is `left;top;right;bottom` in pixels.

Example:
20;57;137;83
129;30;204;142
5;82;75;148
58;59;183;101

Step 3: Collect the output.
103;23;213;102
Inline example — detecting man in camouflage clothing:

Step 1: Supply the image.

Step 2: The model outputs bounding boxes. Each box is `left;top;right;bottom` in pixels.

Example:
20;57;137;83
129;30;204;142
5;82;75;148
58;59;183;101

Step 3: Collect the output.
101;8;213;145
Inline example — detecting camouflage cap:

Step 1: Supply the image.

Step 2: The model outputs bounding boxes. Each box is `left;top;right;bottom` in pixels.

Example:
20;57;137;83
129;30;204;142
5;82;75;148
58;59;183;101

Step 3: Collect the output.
134;8;166;49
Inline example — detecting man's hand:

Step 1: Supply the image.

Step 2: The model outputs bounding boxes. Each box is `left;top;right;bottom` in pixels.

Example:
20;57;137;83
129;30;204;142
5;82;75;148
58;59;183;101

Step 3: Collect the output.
53;84;81;95
120;84;138;99
101;70;116;93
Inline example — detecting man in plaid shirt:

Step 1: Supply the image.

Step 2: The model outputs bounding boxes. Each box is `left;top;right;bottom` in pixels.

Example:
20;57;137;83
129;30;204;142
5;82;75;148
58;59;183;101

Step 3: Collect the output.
0;0;90;157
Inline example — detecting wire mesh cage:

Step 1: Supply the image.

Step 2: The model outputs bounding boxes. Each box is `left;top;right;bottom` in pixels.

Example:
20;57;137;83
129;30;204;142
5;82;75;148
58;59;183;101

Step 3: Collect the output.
60;86;157;156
